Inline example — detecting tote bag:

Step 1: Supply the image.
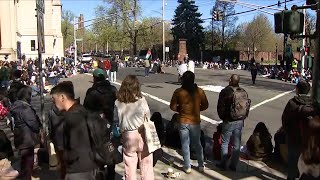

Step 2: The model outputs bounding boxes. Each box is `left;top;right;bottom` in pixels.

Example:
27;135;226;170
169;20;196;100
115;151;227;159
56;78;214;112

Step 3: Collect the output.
143;114;161;153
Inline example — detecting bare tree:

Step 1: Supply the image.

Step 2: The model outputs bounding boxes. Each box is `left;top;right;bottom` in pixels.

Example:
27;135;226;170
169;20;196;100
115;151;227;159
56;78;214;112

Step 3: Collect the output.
211;1;238;49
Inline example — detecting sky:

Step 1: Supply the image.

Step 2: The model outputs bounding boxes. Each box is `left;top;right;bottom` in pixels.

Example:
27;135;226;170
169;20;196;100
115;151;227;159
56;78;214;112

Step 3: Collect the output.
61;0;306;28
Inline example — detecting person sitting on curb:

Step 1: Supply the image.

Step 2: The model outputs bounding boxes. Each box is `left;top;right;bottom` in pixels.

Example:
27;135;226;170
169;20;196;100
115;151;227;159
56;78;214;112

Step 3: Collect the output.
245;122;273;161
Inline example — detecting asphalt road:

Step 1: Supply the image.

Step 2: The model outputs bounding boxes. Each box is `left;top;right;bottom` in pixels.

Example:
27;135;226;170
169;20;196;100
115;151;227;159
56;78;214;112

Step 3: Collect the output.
64;67;296;145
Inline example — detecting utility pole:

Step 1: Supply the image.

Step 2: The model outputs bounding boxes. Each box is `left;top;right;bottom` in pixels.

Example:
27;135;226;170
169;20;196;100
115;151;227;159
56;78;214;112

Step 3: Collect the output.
283;0;288;70
302;7;307;76
212;14;214;51
312;0;320;109
73;17;77;66
133;0;137;56
162;0;165;61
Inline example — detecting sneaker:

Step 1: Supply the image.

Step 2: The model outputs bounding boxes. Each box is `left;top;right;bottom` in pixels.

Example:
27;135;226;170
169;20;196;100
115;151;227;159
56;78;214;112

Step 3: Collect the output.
199;166;205;172
183;167;192;174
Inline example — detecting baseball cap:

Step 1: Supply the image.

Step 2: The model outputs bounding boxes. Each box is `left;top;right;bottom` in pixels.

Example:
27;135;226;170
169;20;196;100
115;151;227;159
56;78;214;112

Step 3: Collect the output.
93;68;106;78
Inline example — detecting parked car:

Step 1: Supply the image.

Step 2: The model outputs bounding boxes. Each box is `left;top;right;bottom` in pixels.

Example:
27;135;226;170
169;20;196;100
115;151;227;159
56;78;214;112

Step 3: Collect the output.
81;53;92;63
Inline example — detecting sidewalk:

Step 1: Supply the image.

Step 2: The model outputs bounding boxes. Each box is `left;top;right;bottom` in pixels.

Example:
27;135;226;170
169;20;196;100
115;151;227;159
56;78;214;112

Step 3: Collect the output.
0;96;288;180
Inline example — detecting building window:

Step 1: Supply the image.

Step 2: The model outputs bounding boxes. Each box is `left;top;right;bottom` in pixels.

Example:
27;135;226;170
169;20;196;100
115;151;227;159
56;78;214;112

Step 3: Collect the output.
31;40;35;51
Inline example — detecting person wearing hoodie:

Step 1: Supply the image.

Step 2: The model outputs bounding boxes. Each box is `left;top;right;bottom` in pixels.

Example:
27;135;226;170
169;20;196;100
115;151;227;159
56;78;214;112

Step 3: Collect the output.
282;80;315;180
10;85;41;180
170;71;209;174
84;68;117;180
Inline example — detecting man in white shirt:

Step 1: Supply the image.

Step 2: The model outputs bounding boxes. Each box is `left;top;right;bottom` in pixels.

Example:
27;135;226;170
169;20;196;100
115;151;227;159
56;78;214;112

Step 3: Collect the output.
187;60;195;73
177;61;188;82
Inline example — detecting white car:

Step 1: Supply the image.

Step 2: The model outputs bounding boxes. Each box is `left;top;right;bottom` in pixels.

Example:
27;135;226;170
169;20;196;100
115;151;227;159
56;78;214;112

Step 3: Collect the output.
81;54;92;63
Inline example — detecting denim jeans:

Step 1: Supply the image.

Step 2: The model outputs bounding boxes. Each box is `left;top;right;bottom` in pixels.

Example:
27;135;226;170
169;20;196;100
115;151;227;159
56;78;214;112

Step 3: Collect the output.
145;67;150;77
220;120;243;168
179;123;204;169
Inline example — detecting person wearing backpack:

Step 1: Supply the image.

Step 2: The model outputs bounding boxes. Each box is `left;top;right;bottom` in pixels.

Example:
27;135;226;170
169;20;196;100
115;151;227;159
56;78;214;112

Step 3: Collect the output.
84;68;117;180
50;81;98;180
170;71;209;174
217;74;251;171
282;80;315;180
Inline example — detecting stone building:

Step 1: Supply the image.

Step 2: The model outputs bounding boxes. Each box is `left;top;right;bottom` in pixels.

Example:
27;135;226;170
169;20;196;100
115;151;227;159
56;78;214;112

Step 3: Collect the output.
0;0;63;61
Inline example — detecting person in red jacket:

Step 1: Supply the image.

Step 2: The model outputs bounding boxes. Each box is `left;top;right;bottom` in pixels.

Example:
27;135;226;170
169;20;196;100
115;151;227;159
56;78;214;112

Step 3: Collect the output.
104;59;111;79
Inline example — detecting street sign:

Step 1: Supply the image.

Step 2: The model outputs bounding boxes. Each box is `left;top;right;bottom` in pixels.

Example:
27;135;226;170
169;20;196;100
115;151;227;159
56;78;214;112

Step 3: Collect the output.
37;11;45;53
36;0;45;14
165;47;169;52
76;39;83;41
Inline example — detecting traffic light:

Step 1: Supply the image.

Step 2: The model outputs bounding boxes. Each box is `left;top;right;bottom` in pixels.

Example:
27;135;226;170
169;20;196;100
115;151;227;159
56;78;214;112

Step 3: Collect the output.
212;11;217;21
218;11;224;21
212;11;223;21
274;10;304;34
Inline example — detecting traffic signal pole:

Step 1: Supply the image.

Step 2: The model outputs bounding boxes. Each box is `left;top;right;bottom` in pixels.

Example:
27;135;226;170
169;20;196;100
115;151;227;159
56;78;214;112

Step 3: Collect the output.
312;0;320;109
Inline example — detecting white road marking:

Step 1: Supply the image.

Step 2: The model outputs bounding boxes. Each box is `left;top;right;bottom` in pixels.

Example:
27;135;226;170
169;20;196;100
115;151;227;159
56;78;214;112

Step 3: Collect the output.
249;90;293;111
199;85;224;93
84;73;222;125
84;73;292;123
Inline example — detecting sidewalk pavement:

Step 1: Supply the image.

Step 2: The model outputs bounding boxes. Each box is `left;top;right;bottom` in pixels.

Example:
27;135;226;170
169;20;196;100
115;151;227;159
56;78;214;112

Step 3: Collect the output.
0;95;288;180
28;144;287;180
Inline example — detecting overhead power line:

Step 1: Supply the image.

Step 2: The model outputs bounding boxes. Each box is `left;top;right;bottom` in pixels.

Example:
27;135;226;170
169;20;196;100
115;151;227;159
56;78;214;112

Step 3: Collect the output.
226;0;295;17
200;0;296;21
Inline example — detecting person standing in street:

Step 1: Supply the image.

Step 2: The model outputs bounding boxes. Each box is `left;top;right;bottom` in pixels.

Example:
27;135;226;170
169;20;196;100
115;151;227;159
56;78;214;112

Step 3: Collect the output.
114;75;154;180
177;61;188;83
110;58;118;83
217;74;250;171
50;81;98;180
187;59;195;73
144;59;150;77
282;80;315;180
84;68;117;180
170;71;209;174
250;58;258;84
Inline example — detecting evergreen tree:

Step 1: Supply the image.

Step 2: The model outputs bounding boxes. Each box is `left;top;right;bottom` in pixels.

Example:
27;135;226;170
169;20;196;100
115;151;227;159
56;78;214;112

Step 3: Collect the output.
171;0;204;60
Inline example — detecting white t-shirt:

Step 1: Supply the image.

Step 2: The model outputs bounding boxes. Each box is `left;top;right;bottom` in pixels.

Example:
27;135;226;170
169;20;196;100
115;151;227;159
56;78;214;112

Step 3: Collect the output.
178;63;188;76
188;60;195;73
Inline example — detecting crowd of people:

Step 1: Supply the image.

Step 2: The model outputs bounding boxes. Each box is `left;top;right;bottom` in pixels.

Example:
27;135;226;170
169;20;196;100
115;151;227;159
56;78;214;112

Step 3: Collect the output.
0;54;319;180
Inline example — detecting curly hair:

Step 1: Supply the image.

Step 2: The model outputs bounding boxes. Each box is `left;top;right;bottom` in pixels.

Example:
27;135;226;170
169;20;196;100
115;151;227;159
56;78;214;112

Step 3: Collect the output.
117;75;142;103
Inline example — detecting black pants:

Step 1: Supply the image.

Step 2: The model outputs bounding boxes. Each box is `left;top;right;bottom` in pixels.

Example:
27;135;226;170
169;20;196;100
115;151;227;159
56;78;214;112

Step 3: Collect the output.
251;70;257;84
20;147;35;180
96;165;115;180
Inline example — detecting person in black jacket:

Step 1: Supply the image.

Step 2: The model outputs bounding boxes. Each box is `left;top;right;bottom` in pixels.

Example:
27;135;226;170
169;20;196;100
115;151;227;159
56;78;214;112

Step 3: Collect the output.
84;68;117;180
10;85;41;180
51;81;97;180
282;80;315;180
110;58;118;82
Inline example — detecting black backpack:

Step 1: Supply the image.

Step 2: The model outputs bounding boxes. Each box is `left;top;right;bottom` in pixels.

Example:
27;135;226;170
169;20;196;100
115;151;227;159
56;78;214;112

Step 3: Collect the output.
85;111;122;166
230;87;251;121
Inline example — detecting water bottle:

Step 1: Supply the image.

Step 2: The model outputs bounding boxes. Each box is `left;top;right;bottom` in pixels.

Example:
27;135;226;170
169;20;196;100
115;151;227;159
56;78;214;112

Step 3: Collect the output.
113;124;120;138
